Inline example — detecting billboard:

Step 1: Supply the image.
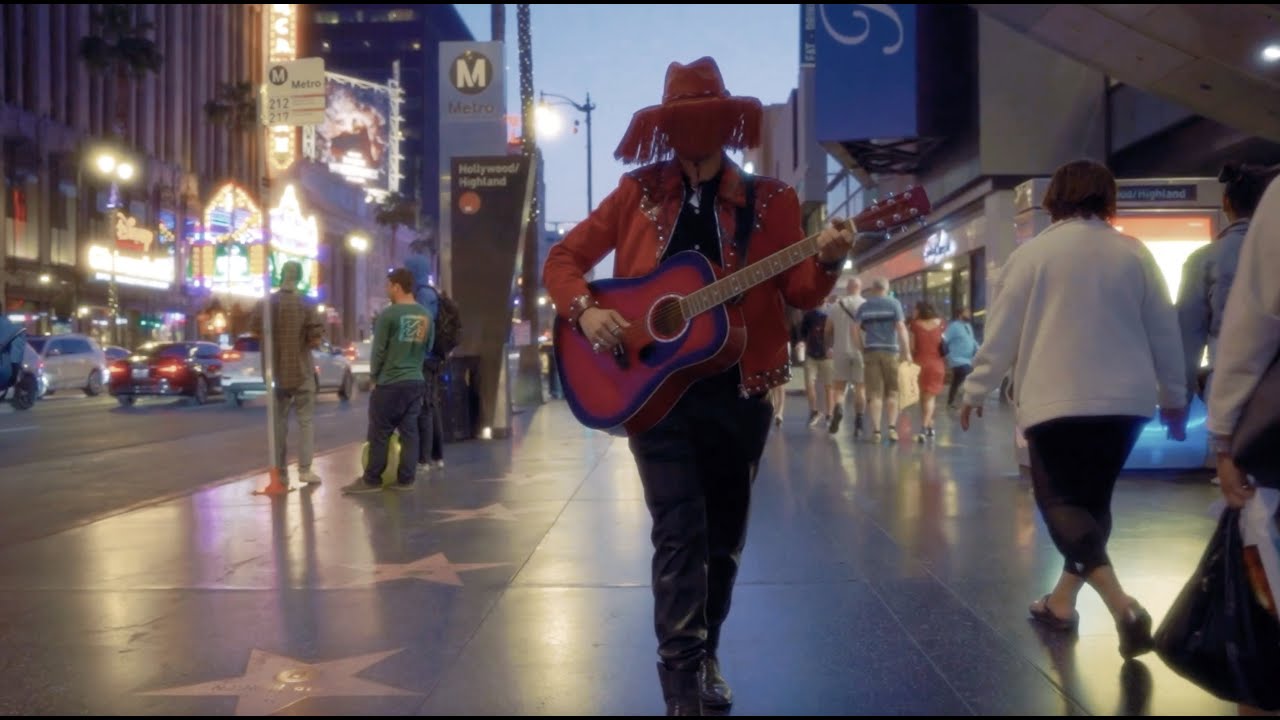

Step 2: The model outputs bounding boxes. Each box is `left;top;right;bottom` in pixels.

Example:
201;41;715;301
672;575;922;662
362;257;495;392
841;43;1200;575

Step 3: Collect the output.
814;3;919;143
303;71;403;198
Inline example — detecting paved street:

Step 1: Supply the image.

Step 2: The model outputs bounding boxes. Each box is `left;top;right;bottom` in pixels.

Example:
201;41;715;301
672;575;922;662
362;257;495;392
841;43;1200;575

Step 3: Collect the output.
0;390;369;548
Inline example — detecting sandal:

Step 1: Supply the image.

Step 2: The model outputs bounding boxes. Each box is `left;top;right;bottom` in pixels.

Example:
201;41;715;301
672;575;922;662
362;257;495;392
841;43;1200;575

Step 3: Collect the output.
1029;594;1079;631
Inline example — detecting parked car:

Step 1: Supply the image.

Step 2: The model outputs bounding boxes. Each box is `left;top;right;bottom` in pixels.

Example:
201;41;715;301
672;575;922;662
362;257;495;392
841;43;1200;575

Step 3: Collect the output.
26;334;108;396
108;341;224;406
221;334;354;407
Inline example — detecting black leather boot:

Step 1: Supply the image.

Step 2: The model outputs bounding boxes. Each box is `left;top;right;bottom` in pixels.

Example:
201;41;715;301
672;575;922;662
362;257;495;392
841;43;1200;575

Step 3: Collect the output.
699;655;733;710
657;662;702;716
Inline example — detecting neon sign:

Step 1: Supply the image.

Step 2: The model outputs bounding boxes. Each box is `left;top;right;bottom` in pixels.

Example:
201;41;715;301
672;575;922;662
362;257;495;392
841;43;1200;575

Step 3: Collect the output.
269;184;321;298
266;4;297;174
187;183;267;297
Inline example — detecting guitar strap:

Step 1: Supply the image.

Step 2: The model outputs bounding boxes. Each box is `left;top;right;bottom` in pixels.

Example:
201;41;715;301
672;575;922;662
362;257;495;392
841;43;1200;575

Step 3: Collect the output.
734;175;756;261
728;176;755;305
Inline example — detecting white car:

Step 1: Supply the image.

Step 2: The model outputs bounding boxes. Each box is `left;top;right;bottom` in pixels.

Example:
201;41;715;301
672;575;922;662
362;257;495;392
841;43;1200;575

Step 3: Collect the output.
349;340;372;390
221;335;355;406
27;334;108;397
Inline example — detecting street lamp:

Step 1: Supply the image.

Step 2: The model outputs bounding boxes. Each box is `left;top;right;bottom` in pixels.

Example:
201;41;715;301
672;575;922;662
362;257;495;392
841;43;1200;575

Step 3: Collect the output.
86;145;138;345
346;232;370;254
538;91;597;217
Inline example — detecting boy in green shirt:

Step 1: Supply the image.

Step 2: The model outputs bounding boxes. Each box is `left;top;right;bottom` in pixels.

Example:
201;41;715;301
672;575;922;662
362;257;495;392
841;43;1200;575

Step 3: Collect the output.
342;268;430;493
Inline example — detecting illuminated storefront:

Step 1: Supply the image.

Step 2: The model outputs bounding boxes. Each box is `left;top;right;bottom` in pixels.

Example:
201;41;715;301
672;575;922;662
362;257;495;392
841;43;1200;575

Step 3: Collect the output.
268;184;322;298
187;183;267;298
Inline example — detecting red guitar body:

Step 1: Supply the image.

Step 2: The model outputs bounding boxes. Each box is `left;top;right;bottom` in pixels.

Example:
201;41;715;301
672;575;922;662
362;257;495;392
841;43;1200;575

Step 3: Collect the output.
553;251;745;435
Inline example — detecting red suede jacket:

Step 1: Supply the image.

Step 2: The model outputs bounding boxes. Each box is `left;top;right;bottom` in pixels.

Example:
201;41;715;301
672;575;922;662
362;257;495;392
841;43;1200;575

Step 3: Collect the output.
543;158;839;397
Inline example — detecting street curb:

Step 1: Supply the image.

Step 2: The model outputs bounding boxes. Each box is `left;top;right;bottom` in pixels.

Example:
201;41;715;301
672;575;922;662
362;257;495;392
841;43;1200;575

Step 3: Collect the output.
14;440;364;547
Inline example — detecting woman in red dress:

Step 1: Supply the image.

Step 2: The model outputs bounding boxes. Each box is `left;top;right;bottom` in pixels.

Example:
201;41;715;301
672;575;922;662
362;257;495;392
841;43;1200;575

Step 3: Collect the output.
909;301;947;442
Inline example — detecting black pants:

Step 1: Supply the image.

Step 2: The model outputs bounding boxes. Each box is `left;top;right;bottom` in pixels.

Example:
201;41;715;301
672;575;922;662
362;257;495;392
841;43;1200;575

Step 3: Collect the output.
364;380;424;485
628;373;773;671
1025;415;1146;577
417;359;445;464
947;364;972;406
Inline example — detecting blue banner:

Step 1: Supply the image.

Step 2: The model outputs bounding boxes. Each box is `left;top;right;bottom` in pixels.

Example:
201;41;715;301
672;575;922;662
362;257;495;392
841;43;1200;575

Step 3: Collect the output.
815;4;919;143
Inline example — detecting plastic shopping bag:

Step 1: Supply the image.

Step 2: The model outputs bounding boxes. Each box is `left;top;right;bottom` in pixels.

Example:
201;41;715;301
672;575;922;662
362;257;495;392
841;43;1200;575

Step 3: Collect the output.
1154;508;1280;711
1241;488;1280;621
898;362;921;410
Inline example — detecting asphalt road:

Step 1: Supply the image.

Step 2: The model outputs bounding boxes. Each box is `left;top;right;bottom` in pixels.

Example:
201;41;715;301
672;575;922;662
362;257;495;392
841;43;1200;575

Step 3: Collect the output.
0;389;370;548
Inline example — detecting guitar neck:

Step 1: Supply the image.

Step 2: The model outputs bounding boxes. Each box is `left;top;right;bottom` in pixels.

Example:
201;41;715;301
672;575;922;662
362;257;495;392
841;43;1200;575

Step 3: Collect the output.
680;233;821;318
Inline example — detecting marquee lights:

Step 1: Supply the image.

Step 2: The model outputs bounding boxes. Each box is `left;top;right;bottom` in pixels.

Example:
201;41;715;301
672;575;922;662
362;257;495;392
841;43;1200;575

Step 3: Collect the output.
266;4;297;174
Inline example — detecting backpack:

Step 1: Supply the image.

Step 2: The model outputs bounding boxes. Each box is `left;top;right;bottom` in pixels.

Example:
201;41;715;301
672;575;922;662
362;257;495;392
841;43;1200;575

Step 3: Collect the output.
430;288;462;359
803;311;829;359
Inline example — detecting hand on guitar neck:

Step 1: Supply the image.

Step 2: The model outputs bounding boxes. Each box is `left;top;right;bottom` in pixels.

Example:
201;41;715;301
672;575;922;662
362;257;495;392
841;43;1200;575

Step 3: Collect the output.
815;217;855;264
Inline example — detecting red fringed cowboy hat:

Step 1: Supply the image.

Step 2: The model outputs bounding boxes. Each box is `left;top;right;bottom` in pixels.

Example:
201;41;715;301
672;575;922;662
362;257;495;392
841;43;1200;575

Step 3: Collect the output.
614;57;763;165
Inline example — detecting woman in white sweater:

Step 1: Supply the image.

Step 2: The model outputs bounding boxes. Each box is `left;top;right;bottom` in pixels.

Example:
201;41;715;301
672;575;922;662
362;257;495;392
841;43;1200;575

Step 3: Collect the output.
959;160;1187;659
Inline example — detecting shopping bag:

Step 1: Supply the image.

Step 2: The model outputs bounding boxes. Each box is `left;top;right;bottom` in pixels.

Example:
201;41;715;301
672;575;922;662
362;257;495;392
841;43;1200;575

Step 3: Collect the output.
1154;508;1280;710
360;433;402;486
898;362;921;410
1241;488;1280;621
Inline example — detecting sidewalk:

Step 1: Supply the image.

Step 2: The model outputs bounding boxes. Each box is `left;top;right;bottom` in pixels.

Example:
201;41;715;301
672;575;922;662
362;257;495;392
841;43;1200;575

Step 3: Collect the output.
0;399;1233;715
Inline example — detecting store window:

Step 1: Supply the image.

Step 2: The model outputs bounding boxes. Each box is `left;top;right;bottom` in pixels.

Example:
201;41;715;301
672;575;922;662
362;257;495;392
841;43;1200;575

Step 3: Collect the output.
313;11;340;24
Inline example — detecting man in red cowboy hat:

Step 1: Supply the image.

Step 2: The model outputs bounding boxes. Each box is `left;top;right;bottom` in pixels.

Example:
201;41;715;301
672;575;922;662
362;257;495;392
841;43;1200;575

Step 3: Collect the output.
544;57;852;716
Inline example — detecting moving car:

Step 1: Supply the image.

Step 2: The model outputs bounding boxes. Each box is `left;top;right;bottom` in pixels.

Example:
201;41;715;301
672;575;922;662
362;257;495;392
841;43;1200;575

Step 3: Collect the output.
221;334;354;406
108;341;224;406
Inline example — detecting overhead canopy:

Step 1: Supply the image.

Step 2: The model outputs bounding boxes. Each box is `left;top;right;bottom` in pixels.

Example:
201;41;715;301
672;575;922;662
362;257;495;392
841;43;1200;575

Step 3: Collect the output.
972;4;1280;141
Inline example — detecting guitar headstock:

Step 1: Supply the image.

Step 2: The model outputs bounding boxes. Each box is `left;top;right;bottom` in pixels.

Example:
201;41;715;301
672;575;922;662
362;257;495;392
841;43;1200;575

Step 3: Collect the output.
848;186;932;236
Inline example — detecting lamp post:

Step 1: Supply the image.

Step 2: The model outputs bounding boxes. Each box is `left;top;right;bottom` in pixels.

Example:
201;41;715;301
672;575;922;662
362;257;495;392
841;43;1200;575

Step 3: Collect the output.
537;91;596;216
85;146;137;345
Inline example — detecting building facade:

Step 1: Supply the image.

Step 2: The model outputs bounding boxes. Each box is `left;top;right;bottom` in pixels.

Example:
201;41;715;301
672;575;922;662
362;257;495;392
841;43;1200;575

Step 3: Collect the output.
1;4;269;347
303;4;474;233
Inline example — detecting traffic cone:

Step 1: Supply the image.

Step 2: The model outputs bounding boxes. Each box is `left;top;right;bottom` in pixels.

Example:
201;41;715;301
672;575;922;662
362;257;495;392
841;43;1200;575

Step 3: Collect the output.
253;467;291;496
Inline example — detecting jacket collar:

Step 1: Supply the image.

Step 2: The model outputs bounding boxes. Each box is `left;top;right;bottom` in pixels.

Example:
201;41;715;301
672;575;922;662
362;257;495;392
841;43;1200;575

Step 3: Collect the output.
652;154;749;208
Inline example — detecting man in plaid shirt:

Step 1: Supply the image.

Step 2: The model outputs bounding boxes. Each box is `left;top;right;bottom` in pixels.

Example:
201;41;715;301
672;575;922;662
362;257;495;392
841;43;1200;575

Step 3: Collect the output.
254;261;325;486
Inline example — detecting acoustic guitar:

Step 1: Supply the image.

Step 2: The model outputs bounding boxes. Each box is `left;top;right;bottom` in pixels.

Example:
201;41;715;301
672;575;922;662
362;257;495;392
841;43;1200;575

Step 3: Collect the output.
554;186;932;434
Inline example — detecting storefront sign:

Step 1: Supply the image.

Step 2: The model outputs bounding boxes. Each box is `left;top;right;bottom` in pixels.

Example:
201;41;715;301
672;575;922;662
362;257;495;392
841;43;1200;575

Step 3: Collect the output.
87;245;175;290
1117;184;1198;203
922;229;955;266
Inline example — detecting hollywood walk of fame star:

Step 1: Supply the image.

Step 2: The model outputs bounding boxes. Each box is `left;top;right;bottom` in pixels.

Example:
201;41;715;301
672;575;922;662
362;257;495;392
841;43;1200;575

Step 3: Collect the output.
140;648;418;716
342;552;509;587
431;503;531;523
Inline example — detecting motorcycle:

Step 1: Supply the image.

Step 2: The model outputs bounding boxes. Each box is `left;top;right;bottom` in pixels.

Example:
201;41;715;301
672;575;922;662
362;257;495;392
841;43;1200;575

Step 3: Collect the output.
0;327;40;411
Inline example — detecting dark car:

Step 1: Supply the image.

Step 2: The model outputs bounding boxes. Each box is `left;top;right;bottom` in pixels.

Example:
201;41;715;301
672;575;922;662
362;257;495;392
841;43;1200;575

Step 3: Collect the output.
108;341;224;407
104;345;131;363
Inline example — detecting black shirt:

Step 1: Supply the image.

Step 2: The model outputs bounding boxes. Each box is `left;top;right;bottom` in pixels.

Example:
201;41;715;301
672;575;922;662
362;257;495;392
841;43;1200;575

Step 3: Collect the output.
663;172;723;266
664;170;743;396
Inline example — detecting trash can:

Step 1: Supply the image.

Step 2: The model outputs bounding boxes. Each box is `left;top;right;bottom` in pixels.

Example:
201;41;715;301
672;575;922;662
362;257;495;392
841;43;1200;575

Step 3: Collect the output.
441;355;481;442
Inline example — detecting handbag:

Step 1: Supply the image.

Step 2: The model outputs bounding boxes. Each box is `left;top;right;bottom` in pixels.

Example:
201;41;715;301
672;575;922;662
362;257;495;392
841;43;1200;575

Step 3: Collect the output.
1154;508;1280;710
1231;351;1280;485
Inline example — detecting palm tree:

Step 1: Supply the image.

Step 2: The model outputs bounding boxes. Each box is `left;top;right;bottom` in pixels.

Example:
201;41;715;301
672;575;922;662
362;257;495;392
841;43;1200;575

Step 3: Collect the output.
203;81;257;180
375;193;418;264
78;4;164;139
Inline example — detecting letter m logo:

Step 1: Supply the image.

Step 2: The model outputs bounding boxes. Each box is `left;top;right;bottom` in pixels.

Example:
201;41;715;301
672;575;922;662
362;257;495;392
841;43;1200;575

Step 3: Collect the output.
452;52;490;95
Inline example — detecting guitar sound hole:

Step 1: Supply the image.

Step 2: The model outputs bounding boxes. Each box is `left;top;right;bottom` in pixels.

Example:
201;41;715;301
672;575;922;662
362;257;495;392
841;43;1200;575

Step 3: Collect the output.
649;297;687;340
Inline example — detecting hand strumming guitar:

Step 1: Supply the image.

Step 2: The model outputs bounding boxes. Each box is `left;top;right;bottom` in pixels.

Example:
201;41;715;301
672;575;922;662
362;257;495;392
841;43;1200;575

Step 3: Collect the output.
580;307;632;354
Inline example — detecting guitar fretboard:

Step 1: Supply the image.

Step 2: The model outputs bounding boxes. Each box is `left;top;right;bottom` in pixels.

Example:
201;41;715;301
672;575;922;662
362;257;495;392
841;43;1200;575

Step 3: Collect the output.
679;234;822;318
